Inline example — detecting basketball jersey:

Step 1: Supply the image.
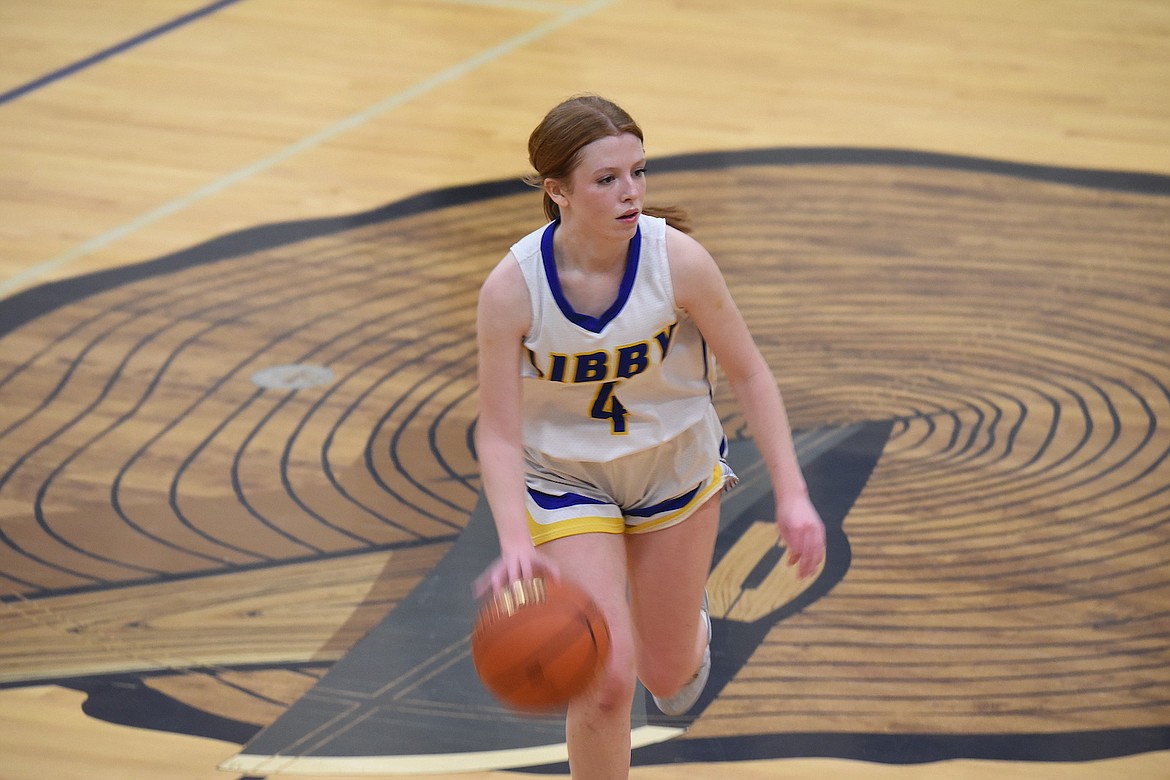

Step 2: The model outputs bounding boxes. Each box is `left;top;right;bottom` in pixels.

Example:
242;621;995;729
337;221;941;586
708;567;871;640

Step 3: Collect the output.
513;214;717;462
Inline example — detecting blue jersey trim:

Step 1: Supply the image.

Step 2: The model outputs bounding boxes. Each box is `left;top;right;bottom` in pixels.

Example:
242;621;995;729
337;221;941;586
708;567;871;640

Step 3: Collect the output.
540;221;642;334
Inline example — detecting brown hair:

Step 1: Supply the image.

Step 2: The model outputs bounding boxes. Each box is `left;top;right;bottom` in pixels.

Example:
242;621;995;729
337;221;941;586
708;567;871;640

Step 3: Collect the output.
525;94;691;233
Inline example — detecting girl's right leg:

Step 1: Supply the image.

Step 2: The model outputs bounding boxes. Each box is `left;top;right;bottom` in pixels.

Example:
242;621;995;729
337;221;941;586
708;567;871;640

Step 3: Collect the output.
540;531;637;780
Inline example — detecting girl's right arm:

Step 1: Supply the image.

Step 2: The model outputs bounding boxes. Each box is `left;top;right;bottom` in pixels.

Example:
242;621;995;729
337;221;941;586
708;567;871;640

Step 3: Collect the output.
473;254;559;596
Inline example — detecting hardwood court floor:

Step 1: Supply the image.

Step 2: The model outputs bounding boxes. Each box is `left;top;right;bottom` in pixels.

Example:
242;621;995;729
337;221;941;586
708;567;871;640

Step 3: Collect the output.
1;2;1169;779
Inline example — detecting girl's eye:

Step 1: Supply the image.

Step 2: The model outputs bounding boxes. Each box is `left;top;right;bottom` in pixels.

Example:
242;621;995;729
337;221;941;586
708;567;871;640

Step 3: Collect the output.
596;169;644;185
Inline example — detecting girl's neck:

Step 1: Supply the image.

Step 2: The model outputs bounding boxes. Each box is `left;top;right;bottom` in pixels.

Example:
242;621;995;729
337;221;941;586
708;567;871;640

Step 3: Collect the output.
553;219;627;274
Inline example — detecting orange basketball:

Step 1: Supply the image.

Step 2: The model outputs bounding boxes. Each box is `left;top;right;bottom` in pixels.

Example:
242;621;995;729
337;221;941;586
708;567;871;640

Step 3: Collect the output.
471;577;610;711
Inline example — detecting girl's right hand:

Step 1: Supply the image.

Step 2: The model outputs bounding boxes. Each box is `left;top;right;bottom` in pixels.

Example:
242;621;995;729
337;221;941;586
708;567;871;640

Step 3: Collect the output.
472;545;561;600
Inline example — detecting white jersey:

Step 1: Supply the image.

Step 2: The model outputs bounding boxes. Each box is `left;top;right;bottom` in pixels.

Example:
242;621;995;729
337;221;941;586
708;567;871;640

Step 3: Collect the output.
513;214;718;462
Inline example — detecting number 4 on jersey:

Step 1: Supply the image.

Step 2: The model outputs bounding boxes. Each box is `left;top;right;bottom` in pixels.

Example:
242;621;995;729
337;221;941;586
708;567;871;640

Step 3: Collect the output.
590;381;629;434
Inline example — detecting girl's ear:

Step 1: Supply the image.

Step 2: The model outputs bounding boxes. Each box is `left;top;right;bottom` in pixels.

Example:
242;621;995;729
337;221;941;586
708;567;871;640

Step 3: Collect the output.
544;178;569;208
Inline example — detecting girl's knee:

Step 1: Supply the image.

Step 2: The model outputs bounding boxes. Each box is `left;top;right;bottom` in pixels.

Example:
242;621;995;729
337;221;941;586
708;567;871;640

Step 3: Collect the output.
637;642;703;698
573;626;636;712
590;648;638;711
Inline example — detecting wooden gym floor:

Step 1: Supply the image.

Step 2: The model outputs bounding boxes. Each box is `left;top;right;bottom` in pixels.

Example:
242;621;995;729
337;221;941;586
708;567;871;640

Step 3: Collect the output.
1;1;1168;779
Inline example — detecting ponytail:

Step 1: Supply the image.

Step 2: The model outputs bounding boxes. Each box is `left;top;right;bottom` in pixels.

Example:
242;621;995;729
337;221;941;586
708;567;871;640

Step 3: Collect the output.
643;205;692;234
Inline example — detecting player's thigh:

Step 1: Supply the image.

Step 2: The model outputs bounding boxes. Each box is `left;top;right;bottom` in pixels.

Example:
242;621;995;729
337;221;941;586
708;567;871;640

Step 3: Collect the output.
540;532;637;694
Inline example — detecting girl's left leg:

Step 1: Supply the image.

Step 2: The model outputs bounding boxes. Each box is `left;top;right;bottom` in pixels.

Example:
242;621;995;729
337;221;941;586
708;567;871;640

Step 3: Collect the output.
625;494;721;702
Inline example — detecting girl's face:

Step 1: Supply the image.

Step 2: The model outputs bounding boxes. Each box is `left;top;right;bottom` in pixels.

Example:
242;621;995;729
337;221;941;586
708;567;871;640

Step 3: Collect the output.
552;132;646;240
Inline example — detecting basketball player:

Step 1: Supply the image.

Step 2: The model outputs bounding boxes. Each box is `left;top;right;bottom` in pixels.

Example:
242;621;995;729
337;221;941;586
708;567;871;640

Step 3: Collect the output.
474;94;825;778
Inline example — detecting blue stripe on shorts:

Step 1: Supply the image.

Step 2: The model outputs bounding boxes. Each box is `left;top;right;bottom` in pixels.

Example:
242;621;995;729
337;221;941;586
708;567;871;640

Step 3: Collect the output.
625;484;702;518
527;488;607;510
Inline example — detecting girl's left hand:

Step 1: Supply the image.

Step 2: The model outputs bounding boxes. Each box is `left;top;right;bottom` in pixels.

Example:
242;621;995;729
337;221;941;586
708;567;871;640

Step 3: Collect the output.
775;495;826;579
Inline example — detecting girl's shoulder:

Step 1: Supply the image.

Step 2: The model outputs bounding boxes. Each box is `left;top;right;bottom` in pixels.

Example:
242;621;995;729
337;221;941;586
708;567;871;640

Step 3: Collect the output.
478;252;531;331
665;225;722;309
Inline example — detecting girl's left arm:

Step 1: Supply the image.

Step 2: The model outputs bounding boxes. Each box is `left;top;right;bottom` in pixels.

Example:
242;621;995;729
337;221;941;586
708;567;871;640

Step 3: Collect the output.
667;228;826;579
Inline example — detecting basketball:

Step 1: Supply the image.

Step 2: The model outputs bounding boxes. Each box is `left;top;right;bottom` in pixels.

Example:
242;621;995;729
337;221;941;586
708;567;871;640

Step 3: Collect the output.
471;577;611;711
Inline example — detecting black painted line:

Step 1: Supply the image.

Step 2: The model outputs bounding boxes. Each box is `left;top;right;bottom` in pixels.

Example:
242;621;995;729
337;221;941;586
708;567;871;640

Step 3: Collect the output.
0;533;458;604
0;0;245;106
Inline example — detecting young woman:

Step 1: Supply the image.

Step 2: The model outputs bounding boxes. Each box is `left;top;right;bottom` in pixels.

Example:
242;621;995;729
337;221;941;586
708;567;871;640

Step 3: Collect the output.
474;94;825;778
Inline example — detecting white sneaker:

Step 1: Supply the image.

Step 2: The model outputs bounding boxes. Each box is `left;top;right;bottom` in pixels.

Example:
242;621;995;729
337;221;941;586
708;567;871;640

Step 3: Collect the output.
652;592;712;716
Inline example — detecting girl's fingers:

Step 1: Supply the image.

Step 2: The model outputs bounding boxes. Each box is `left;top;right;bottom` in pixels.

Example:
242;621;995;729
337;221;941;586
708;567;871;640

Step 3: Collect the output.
472;551;566;600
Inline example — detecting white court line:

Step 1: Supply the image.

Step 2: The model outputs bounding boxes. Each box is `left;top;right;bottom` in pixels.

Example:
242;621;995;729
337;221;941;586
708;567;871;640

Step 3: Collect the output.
1;0;614;299
433;0;579;12
219;725;684;775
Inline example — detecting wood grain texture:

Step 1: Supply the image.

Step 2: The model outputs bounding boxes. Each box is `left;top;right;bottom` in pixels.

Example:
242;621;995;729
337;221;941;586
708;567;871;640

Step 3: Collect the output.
1;1;1168;778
